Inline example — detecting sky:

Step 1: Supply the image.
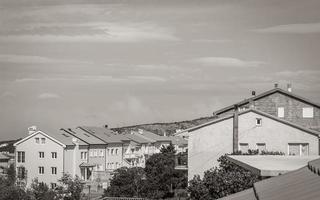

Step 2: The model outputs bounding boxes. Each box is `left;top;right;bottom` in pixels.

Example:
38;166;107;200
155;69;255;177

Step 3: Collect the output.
1;0;320;140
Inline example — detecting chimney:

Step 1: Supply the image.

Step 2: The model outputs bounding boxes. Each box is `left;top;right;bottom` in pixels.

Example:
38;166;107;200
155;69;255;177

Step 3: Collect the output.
274;83;278;88
163;132;167;137
28;126;37;135
287;83;292;92
233;105;239;153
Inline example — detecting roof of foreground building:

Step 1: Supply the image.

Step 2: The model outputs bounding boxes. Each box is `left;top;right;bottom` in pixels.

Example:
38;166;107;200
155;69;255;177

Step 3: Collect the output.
219;157;320;200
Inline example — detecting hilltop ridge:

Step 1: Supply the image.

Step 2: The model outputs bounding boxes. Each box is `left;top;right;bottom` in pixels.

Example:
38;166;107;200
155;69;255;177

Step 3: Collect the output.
111;115;216;136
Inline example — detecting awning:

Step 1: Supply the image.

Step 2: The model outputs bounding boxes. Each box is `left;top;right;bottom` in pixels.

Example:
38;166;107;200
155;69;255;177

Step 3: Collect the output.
79;162;96;167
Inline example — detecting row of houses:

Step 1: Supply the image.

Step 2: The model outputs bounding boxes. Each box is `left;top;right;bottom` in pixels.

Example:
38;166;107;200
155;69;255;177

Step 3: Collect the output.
174;84;320;180
13;126;187;189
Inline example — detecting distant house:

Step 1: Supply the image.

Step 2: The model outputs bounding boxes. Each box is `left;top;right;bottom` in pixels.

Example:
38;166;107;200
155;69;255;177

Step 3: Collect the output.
187;109;320;180
219;157;320;200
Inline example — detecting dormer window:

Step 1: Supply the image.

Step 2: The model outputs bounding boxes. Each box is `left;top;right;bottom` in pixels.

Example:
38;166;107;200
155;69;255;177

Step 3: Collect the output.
256;118;262;126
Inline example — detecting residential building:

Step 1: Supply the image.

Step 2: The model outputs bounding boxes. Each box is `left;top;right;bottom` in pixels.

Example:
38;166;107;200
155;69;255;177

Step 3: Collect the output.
14;126;89;188
213;84;320;131
219;157;320;200
187;109;320;180
61;127;108;184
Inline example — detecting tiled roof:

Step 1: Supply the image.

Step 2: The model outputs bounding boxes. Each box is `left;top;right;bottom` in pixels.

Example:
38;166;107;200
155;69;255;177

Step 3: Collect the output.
219;188;256;200
77;127;126;144
185;109;320;137
60;128;103;145
169;136;188;146
214;88;320;116
79;126;117;137
54;130;87;146
124;134;154;144
219;158;320;200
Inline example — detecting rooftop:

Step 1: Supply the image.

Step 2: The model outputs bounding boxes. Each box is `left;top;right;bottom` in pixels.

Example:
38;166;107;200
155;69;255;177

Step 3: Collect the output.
220;157;320;200
227;155;320;176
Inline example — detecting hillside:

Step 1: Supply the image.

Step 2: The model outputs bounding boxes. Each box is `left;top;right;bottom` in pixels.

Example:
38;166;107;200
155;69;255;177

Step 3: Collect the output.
111;115;217;136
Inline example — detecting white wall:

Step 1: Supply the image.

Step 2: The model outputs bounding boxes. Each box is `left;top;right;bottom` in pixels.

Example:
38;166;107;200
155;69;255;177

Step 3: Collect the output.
15;132;64;187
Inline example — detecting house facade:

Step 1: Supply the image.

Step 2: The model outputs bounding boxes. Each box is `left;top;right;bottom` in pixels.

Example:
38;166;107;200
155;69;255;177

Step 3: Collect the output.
14;128;66;188
214;84;320;132
188;109;320;180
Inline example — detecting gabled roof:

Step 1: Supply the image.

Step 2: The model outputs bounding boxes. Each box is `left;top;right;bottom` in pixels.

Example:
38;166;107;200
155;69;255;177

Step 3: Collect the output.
219;157;320;200
186;109;320;137
61;128;105;145
169;136;188;146
79;126;117;137
131;129;172;142
214;88;320;116
78;127;126;144
124;134;154;144
14;130;66;147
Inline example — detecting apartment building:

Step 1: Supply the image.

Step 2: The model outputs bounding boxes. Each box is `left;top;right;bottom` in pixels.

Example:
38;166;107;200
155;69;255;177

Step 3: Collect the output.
187;109;320;180
14;126;88;188
14;125;178;188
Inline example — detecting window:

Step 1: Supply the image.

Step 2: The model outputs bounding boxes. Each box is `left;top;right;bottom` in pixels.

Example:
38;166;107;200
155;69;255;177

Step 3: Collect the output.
256;143;266;152
51;167;57;175
51;152;57;159
289;143;309;156
39;152;44;158
39;166;44;174
111;149;114;155
115;149;118;155
278;107;284;118
93;150;98;157
17;151;25;163
239;143;249;153
99;150;104;157
51;183;57;189
41;138;46;144
303;107;314;118
107;149;110;155
256;118;262;126
17;167;26;179
35;138;40;144
81;152;87;160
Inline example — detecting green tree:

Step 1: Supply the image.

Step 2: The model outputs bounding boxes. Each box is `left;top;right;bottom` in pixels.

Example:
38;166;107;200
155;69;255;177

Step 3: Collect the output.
29;179;56;200
187;154;260;199
144;144;186;199
56;174;84;200
103;167;146;198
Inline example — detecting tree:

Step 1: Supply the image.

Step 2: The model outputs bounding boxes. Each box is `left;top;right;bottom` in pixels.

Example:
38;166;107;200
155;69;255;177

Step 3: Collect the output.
187;175;210;200
187;154;260;199
29;179;56;200
144;144;186;199
103;167;146;198
55;174;84;200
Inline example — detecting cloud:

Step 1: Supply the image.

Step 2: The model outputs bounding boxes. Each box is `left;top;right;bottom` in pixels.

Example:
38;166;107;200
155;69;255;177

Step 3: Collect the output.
15;75;166;83
0;22;179;43
38;93;61;99
0;54;91;65
191;57;265;67
254;22;320;34
192;39;232;43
